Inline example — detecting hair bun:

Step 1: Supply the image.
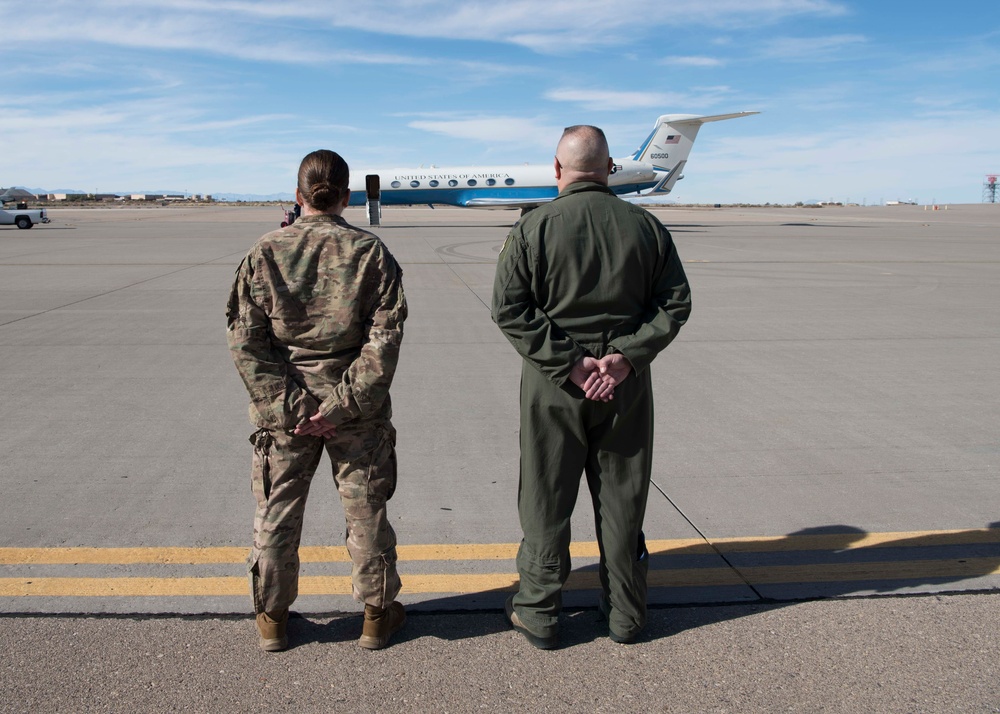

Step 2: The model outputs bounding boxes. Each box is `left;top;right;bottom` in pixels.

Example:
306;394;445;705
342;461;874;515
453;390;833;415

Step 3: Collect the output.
297;150;350;212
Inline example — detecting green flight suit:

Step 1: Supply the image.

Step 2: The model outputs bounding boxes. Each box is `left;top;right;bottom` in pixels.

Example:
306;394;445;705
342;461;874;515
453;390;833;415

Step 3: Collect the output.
492;181;691;640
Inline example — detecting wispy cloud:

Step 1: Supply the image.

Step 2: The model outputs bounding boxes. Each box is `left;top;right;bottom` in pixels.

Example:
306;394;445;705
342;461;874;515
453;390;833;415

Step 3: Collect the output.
1;5;431;66
661;56;726;68
3;0;850;58
759;34;867;61
685;113;1000;203
546;87;736;111
1;0;995;203
407;116;561;150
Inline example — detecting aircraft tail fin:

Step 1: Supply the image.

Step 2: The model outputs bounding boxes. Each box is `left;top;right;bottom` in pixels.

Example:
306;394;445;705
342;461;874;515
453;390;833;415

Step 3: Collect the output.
630;111;758;195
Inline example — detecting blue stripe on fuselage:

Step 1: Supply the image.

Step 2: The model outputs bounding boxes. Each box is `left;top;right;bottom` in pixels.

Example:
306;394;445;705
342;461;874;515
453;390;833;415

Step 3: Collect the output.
349;186;558;207
348;180;661;207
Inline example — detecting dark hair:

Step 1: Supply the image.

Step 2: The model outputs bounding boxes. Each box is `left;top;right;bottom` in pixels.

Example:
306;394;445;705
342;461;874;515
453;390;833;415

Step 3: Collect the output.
297;150;350;212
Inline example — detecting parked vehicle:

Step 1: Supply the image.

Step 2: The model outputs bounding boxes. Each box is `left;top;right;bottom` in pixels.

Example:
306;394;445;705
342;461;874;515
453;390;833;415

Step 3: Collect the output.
0;207;50;229
279;203;300;227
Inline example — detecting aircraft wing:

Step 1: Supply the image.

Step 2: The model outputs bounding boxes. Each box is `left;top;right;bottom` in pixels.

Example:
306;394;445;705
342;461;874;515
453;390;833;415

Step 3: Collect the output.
462;196;553;209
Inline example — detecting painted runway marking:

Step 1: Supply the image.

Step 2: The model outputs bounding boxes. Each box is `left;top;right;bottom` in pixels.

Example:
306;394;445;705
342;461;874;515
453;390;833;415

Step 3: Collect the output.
2;528;998;564
2;558;999;597
1;529;997;597
0;528;1000;565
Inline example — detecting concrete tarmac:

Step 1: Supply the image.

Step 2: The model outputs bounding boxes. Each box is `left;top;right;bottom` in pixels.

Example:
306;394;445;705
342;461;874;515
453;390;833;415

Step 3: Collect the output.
1;203;999;711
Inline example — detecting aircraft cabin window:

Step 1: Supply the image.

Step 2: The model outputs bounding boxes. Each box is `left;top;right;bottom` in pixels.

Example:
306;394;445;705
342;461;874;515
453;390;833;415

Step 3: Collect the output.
486;178;496;186
410;180;420;188
391;181;401;189
505;178;515;186
467;179;477;186
448;179;458;187
429;180;439;187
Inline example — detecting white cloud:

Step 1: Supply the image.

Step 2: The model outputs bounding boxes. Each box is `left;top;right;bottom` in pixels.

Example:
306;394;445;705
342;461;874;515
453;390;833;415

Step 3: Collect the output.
546;87;736;111
408;116;560;149
661;56;726;68
760;34;867;61
0;5;431;66
2;0;849;58
683;113;1000;204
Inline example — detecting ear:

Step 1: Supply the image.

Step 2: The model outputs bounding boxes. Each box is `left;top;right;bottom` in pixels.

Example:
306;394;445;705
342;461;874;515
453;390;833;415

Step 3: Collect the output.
342;188;351;208
553;157;562;179
295;187;304;206
607;157;615;175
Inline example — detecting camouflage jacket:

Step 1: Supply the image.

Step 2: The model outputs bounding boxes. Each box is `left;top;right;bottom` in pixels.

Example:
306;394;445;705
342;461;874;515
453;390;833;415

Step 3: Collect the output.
226;214;406;430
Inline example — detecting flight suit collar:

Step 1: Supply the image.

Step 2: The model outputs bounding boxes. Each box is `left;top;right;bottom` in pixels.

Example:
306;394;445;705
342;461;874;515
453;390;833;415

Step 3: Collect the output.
556;181;615;199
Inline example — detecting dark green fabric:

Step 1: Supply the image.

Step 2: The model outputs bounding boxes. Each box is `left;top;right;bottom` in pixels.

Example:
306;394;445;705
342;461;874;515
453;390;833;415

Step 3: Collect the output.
492;181;691;387
492;182;691;638
513;364;654;636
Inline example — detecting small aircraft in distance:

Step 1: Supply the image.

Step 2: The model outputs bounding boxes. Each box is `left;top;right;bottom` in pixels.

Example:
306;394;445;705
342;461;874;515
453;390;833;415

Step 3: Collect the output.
346;111;757;222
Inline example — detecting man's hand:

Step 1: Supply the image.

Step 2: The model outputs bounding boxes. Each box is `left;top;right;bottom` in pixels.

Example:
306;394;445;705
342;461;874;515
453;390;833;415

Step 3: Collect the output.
570;356;615;402
294;412;338;439
595;353;633;388
569;353;634;402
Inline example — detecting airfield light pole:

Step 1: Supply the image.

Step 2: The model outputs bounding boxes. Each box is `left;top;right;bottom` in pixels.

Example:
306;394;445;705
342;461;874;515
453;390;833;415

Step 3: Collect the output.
984;175;998;204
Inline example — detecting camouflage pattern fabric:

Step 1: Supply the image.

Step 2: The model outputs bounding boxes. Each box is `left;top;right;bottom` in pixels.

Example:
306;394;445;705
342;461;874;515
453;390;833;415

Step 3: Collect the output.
248;423;401;614
226;213;406;430
227;213;406;613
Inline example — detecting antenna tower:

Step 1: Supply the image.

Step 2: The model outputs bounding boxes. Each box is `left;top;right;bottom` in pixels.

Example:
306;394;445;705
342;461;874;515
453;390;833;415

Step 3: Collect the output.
985;174;998;203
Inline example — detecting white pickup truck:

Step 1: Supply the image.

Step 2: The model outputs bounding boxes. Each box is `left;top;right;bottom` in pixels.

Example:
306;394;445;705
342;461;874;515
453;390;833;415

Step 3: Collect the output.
0;206;50;229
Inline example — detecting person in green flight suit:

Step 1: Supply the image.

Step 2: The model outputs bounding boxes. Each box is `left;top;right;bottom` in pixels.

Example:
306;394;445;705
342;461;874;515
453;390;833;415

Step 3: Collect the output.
492;125;692;648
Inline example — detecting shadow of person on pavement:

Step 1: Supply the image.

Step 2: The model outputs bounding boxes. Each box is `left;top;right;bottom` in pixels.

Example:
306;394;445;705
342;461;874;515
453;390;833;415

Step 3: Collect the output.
301;521;1000;649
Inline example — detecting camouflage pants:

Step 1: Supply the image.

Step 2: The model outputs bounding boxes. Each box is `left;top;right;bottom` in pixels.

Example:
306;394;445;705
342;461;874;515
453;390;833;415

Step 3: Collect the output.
247;422;401;616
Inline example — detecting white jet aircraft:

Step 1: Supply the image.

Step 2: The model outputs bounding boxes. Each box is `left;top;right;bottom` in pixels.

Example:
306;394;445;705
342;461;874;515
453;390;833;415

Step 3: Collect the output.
347;111;757;220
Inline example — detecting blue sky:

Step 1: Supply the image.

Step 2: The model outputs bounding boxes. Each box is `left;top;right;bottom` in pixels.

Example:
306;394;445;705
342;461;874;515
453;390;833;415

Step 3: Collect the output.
2;0;998;204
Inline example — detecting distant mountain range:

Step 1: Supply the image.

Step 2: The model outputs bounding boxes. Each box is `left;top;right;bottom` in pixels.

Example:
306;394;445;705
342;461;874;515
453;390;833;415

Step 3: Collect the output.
211;192;296;203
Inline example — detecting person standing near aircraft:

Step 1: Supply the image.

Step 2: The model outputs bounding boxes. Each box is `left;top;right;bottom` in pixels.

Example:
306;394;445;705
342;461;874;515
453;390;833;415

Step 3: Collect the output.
227;149;408;652
492;125;691;648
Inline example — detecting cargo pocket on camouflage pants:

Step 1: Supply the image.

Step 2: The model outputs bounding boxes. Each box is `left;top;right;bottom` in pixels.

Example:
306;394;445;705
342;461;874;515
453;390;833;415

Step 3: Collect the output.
334;424;401;608
366;425;398;505
246;429;319;616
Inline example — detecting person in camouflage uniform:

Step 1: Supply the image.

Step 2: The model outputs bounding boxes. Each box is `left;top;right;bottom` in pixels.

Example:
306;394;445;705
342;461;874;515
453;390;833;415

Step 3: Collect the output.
226;150;407;652
492;125;691;648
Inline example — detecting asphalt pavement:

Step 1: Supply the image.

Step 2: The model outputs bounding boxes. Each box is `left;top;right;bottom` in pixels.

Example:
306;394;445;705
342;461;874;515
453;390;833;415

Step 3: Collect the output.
1;203;998;712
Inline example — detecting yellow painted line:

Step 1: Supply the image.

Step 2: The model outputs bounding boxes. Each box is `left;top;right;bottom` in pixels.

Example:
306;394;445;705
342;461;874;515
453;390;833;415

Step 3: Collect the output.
711;528;1000;553
0;529;996;565
0;542;674;564
738;557;1000;585
2;557;998;597
0;547;250;565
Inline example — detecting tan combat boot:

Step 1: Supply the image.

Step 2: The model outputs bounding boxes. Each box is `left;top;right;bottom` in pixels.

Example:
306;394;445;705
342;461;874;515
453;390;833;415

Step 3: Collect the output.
358;601;406;650
256;611;288;652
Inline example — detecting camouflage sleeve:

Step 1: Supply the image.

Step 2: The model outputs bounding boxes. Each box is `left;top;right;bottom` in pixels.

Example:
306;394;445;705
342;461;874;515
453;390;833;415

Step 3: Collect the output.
226;252;319;429
316;244;407;426
491;225;587;387
608;224;692;374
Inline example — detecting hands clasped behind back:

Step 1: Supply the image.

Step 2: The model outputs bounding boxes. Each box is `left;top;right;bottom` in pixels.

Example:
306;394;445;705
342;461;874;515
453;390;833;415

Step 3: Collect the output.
569;353;633;402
